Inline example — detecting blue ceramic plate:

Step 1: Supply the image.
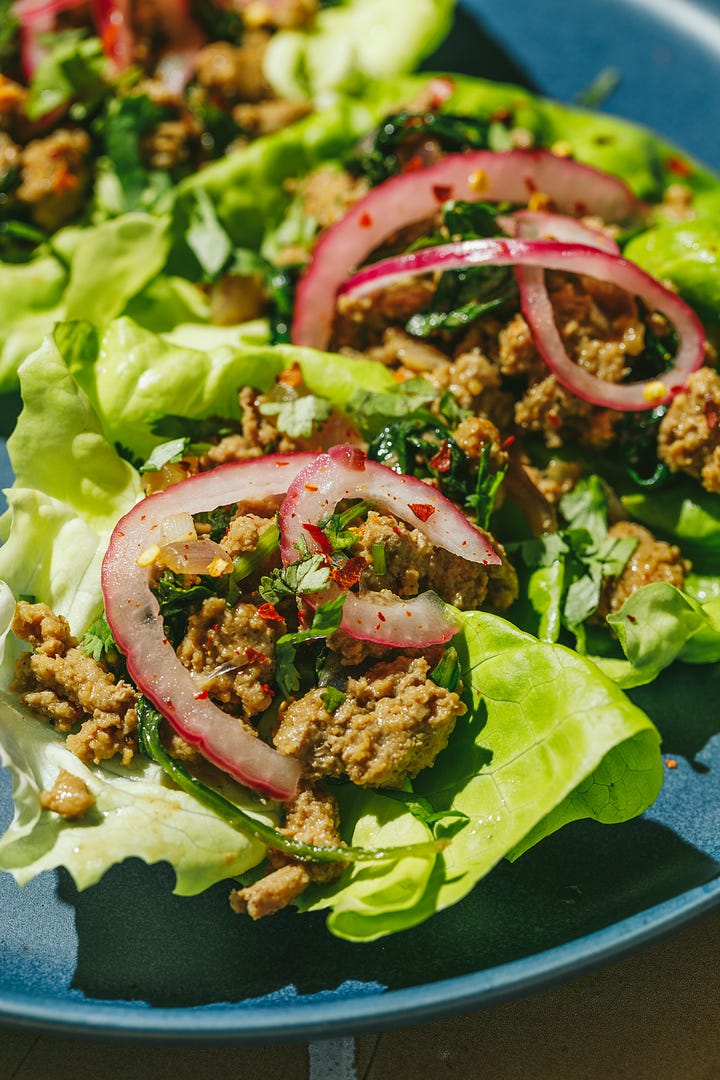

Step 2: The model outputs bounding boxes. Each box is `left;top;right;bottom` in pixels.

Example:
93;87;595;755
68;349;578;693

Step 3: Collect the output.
1;0;720;1043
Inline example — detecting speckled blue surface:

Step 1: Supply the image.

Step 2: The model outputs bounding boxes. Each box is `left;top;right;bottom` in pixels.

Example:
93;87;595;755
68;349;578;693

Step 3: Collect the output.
0;0;719;1043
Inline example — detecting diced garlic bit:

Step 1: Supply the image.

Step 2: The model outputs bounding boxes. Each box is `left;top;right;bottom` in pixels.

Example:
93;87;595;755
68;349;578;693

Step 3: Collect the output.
137;544;161;568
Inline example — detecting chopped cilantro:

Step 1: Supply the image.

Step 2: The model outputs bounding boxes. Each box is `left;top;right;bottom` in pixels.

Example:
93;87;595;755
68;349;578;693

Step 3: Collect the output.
258;395;332;439
318;500;369;551
259;553;331;606
321;687;346;714
153;571;215;645
465;441;507;529
274;595;346;698
186;189;234;279
80;612;118;663
27;30;108;121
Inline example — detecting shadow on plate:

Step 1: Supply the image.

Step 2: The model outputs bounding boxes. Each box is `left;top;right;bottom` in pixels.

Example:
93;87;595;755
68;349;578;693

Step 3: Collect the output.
59;815;718;1009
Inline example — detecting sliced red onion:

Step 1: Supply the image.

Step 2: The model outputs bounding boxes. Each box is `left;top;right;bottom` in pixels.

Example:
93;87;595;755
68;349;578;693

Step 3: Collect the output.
89;0;134;70
291;149;642;351
499;208;620;254
12;0;86;79
338;239;706;411
278;445;500;647
102;452;316;800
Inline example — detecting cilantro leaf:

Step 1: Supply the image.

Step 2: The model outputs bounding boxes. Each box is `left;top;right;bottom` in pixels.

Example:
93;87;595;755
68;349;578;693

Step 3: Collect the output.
186;189;233;279
258;395;332;439
274;595;346;698
259;554;331;606
80;612;118;663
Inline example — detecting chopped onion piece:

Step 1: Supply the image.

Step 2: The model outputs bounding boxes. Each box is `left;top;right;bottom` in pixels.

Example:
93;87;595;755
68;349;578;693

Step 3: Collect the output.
291;148;642;350
338;239;706;411
278;445;500;647
161;512;197;545
102;452;316;800
159;538;232;577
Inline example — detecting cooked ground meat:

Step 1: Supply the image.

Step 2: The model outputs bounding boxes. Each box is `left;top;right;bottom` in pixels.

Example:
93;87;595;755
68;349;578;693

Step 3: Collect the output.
657;366;720;492
230;863;310;919
233;98;312;138
273;655;465;787
348;510;518;612
219;507;280;560
16;128;92;232
11;602;139;766
229;781;343;919
40;768;96;820
177;596;282;718
597;521;690;616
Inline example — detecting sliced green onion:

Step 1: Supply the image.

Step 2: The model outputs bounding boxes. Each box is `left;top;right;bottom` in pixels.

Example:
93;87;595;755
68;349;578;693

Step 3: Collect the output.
430;646;461;691
371;541;387;576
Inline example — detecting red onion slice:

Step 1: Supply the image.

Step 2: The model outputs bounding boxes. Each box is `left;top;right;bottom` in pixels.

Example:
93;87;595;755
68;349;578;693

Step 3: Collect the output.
338;238;706;411
102;453;317;800
278;445;500;647
291;149;642;351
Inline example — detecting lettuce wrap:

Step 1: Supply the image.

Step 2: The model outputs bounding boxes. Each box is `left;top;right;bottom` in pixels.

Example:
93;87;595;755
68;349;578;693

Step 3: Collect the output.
2;319;720;941
0;0;454;394
2;61;720;398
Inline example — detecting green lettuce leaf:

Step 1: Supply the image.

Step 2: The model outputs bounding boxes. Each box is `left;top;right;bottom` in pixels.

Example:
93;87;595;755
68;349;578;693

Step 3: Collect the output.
64;316;394;459
264;0;454;101
300;610;662;941
0;319;665;940
0;593;272;894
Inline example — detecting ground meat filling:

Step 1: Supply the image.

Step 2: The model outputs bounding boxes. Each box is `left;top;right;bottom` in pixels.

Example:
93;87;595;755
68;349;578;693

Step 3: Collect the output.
346;510;518;614
597;522;690;617
11;602;139;766
229;782;344;920
274;655;465;788
177;596;281;719
657;366;720;492
40;768;96;820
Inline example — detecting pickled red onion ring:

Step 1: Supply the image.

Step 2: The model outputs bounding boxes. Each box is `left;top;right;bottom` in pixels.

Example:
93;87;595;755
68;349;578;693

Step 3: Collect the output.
291;149;642;350
278;445;501;648
337;238;706;411
102;453;316;800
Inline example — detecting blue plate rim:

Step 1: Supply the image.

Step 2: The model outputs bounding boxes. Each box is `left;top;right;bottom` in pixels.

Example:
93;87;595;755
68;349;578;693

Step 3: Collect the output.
1;876;718;1041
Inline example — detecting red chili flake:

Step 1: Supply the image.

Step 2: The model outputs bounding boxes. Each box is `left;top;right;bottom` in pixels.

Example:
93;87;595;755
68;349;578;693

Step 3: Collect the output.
428;440;452;473
524;176;538;195
402;155;424;173
408;502;436;522
547;410;561;429
666;155;692;177
245;647;269;665
304;483;319;492
260;683;274;696
501;434;516;450
704;397;719;431
358;211;373;228
302;522;333;554
331;555;366;590
391;525;404;537
627;614;638;624
670;384;686;398
377;611;386;622
257;602;284;623
343;446;367;470
432;183;453;203
665;758;678;769
194;690;209;700
278;362;303;388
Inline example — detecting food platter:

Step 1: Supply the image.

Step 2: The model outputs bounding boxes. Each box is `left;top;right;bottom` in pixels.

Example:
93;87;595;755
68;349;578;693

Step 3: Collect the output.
0;0;719;1043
